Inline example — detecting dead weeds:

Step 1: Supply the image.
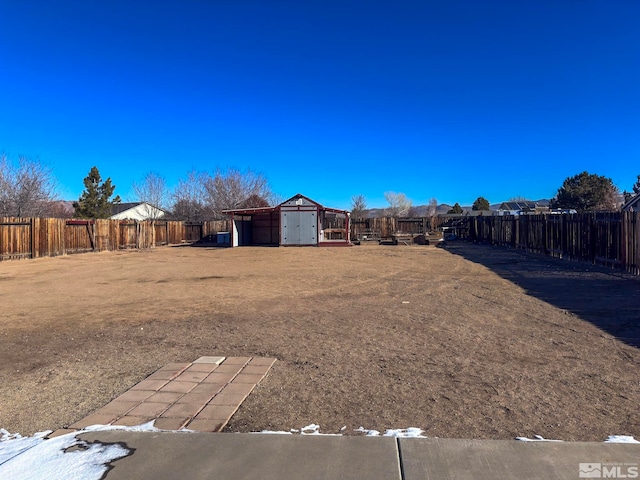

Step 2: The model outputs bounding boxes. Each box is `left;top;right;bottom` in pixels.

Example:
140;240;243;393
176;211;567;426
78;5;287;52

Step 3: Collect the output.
0;242;639;440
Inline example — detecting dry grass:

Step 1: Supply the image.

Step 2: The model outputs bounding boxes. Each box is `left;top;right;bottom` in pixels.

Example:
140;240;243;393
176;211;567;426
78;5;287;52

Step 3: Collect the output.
1;242;639;440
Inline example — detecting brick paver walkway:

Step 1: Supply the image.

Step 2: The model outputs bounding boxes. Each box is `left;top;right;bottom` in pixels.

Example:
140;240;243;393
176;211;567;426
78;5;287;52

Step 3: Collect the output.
50;356;276;437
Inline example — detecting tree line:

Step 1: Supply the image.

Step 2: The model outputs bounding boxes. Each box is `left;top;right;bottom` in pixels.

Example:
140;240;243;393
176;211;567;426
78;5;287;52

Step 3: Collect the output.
0;154;274;220
1;153;638;219
72;166;274;221
351;171;637;219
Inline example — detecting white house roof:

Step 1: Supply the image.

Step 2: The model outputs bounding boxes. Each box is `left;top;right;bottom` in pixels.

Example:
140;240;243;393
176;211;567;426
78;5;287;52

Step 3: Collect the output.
109;202;167;220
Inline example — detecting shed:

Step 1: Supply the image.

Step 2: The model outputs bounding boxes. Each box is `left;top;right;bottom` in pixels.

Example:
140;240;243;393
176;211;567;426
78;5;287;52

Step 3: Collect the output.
222;194;351;247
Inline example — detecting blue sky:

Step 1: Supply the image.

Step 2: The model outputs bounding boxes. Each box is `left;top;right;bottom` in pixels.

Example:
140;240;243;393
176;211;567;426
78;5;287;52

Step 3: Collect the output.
1;1;638;210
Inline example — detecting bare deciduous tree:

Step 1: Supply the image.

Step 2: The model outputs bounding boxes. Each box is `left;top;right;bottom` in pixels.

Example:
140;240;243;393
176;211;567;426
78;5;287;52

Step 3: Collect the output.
350;194;367;219
383;191;412;217
270;192;284;206
203;168;272;218
426;197;438;217
427;197;438;230
170;168;274;221
0;153;59;217
132;172;168;220
235;193;271;209
170;170;209;221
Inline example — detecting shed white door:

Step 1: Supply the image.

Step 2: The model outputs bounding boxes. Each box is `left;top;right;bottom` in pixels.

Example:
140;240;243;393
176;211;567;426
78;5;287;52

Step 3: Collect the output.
281;211;317;245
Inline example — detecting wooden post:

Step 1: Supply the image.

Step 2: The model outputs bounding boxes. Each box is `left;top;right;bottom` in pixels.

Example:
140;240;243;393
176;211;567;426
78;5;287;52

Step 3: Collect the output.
30;217;36;259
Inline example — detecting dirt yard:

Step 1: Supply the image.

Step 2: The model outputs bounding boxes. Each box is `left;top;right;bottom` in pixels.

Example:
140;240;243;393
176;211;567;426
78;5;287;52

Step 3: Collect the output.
1;242;639;440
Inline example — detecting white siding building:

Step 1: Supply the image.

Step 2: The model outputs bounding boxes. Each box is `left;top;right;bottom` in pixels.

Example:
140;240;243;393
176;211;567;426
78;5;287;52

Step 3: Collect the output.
110;202;167;220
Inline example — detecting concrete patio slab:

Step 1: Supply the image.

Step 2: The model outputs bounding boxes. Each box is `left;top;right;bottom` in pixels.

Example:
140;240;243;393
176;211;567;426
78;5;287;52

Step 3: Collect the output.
14;430;640;480
78;431;402;480
399;438;640;480
65;432;640;480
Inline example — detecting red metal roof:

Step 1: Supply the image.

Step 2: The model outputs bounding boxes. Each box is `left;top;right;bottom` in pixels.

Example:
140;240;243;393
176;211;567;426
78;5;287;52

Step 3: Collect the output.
222;193;349;216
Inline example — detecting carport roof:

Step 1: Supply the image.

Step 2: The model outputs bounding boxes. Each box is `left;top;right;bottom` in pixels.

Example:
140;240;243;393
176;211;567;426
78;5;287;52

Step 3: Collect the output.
222;194;349;216
221;205;278;216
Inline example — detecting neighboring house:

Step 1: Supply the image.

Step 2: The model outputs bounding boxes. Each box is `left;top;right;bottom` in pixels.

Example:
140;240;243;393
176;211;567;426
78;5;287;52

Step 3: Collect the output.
222;193;351;247
438;211;494;221
110;202;167;220
622;195;640;212
496;201;549;216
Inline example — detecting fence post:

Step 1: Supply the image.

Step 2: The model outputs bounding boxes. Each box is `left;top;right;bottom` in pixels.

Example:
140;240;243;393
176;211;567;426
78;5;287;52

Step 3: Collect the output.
589;213;596;264
30;217;35;259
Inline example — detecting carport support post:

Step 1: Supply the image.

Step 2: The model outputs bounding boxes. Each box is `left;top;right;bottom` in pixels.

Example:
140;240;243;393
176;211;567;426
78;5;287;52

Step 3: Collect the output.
230;213;235;247
278;207;282;245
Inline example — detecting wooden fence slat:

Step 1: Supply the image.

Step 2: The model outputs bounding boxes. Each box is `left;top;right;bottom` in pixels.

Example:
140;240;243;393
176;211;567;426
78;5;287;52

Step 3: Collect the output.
461;212;639;274
2;214;638;274
0;217;235;262
350;216;443;241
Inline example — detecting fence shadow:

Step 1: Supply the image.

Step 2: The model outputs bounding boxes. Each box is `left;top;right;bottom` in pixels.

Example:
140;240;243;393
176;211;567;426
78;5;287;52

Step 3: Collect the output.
443;241;640;349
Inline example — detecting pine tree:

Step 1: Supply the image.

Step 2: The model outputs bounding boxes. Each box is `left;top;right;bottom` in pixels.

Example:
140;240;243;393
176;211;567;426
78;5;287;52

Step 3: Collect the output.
624;174;640;203
550;171;618;212
73;166;121;218
472;196;490;211
632;174;640;196
447;202;463;214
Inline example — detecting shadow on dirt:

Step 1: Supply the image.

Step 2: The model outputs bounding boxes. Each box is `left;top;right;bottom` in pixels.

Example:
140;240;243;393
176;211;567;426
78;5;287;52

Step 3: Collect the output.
443;241;640;349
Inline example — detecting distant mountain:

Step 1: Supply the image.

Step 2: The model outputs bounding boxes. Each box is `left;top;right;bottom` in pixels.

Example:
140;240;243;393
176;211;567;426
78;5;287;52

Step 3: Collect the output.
48;200;75;217
357;199;550;217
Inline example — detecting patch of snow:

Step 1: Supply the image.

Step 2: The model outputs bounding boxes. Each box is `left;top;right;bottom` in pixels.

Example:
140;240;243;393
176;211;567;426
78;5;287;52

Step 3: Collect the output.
515;435;563;442
0;429;52;466
258;425;342;436
383;428;426;438
81;421;194;434
82;421;157;433
298;424;342;436
300;424;321;435
0;429;130;480
356;427;426;437
261;425;426;437
0;421;192;480
605;435;640;444
518;434;640;443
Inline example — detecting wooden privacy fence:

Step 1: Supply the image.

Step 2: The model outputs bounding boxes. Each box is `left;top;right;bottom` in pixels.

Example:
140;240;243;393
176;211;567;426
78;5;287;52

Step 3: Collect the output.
0;217;232;261
351;217;442;240
464;212;640;274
